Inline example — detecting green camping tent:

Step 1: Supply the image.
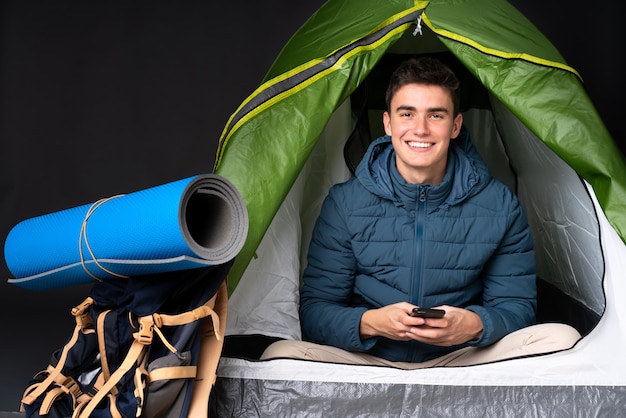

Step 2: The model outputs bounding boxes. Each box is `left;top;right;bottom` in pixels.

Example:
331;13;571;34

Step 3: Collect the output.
210;0;626;415
214;0;626;294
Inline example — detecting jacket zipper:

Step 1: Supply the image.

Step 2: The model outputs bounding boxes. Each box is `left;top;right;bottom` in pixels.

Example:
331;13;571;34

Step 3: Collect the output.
411;186;427;304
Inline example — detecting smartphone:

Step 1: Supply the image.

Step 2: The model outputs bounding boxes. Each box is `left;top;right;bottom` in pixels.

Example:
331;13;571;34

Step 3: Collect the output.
410;307;445;318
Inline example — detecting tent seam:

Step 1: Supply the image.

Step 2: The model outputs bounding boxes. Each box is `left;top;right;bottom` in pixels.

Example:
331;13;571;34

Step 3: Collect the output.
421;13;582;81
213;6;425;171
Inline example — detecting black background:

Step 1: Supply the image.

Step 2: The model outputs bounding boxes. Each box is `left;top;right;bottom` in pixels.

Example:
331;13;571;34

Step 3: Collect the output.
0;0;623;411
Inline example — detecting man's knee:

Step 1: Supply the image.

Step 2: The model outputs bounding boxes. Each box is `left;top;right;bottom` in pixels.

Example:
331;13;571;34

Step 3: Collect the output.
260;340;308;360
520;323;582;351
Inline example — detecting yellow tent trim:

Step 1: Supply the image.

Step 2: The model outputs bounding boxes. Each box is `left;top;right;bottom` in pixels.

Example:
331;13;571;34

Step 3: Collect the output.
214;6;424;170
421;12;581;80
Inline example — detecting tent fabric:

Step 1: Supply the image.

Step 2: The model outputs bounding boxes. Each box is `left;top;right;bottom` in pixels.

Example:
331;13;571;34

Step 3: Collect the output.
4;174;248;290
225;100;353;341
482;100;605;316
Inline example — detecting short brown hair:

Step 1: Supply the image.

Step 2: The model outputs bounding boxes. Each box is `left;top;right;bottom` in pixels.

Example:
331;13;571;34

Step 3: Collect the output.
385;57;461;116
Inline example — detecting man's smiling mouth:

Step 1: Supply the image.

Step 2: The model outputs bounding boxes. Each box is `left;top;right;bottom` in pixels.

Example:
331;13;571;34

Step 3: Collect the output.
407;141;433;149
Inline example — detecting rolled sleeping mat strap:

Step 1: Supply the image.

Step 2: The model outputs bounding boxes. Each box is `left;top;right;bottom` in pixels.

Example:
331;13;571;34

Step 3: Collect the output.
4;174;248;290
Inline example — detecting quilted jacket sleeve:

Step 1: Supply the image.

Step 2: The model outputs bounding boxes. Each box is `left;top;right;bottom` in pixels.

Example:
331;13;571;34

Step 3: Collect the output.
465;194;537;347
299;186;376;352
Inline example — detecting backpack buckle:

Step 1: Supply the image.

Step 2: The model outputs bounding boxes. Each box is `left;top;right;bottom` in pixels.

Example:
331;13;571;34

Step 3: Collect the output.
62;377;81;398
134;317;154;345
71;297;94;328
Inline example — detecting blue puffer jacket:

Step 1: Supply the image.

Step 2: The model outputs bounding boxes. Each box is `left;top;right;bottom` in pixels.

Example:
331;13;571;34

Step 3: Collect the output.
299;128;537;363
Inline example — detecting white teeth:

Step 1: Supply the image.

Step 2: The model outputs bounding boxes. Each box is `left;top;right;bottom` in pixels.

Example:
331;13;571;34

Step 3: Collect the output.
408;141;432;148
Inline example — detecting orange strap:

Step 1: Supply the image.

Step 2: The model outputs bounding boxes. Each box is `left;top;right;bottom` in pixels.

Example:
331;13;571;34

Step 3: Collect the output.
77;338;148;418
188;280;228;417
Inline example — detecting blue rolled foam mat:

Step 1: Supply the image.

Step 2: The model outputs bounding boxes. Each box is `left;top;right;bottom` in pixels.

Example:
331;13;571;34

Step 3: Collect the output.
4;174;248;290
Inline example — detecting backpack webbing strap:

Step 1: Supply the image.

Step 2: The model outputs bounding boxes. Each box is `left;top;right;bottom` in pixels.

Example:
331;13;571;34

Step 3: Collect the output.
40;386;69;414
108;393;123;418
149;365;197;381
39;374;91;415
141;280;226;383
77;336;148;418
21;297;95;408
96;309;118;396
188;279;228;417
71;392;124;418
133;366;147;417
152;297;223;333
149;286;225;357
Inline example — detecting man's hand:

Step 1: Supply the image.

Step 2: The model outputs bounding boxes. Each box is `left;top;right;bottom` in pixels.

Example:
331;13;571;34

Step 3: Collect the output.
360;303;483;346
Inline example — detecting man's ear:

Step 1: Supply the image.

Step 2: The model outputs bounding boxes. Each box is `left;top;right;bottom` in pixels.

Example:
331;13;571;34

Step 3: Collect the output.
383;111;392;136
451;113;463;139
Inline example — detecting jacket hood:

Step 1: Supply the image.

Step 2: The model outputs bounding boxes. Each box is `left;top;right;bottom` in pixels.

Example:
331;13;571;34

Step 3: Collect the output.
355;126;490;208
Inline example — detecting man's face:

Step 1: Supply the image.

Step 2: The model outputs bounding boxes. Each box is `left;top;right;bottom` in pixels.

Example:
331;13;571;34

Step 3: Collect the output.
383;83;462;185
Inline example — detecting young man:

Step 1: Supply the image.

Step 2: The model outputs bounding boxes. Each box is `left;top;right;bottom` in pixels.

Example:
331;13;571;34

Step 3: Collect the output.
261;57;580;368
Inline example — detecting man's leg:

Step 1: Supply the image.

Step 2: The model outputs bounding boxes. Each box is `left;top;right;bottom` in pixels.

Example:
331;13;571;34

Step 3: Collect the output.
260;323;581;368
425;323;581;367
260;339;404;367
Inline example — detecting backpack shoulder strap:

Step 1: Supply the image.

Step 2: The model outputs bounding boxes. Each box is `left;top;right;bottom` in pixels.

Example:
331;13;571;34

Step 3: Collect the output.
187;279;228;417
77;319;151;418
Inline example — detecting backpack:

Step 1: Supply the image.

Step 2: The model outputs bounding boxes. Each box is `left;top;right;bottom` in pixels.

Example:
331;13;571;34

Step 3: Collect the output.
19;263;230;418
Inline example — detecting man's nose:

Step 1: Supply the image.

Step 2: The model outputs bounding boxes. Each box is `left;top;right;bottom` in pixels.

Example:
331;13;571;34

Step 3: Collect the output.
411;116;428;135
